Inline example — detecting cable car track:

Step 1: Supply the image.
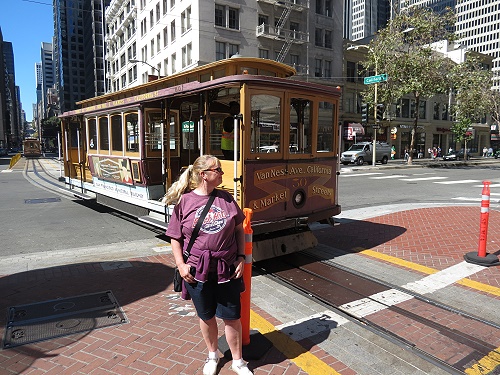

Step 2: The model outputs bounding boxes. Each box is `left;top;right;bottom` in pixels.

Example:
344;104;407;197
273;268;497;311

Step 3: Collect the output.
254;251;500;375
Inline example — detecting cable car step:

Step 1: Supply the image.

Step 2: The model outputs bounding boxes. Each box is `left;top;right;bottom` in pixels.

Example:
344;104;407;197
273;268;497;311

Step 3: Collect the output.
138;215;168;230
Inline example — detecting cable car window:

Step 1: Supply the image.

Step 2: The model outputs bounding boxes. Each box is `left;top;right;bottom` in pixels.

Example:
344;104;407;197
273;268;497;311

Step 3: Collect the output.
169;114;180;154
250;94;281;154
146;112;162;152
111;115;123;151
88;118;97;150
289;98;312;154
99;117;109;151
68;121;80;148
125;113;139;152
317;101;335;153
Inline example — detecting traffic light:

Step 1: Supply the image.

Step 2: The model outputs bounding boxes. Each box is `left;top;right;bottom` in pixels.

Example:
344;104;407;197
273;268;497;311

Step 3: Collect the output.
361;102;368;124
376;104;385;122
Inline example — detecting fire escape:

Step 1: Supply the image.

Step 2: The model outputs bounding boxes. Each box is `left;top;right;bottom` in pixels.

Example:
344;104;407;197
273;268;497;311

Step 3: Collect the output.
256;0;309;72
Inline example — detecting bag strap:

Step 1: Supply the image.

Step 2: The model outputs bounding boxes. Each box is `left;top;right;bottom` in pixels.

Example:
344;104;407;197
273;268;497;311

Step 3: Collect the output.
182;190;216;261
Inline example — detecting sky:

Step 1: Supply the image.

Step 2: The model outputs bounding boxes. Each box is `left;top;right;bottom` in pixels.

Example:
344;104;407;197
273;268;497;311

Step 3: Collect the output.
1;0;54;122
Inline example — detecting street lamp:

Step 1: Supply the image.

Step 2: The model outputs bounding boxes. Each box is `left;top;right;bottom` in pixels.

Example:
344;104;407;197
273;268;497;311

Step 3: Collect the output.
129;59;161;77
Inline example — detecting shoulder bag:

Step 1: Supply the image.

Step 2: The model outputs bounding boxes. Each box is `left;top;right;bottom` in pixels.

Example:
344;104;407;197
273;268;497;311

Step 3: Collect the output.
173;191;216;292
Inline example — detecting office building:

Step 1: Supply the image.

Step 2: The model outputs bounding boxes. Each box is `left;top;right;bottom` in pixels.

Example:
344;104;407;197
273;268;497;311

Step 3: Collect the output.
104;0;343;92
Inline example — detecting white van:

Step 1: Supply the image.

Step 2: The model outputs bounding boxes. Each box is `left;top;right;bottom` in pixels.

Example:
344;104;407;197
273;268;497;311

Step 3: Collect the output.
341;142;391;165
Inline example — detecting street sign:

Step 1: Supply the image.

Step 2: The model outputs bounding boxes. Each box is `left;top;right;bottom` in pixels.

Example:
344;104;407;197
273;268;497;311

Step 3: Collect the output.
364;74;388;85
372;125;380;129
182;121;194;133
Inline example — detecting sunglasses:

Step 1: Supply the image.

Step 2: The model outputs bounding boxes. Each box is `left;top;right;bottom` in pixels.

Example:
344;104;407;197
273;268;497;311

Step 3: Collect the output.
204;167;223;173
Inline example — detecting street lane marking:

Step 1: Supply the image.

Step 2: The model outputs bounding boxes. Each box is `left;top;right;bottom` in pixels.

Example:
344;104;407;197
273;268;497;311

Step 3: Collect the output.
250;310;341;375
399;176;447;181
341;172;383;177
433;179;481;184
360;249;500;296
370;175;407;179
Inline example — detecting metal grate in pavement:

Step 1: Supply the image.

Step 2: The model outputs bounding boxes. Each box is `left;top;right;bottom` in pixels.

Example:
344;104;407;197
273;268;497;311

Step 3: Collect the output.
24;197;61;204
3;290;128;349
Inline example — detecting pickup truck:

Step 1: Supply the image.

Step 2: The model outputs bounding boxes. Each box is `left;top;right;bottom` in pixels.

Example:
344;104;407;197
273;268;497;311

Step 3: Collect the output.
341;142;391;165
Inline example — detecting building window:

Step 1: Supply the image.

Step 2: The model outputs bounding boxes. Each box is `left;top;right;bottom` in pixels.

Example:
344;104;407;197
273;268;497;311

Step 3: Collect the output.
315;59;322;77
324;60;331;77
258;14;268;26
150;10;154;29
215;4;225;27
259;49;269;59
215;5;239;30
325;30;332;48
170;0;175;9
216;41;226;60
229;43;239;57
228;7;239;29
290;54;299;67
315;28;323;47
346;61;355;82
171;53;176;73
171;20;176;42
156;2;160;22
163;27;168;47
182;43;192;67
157;33;161;53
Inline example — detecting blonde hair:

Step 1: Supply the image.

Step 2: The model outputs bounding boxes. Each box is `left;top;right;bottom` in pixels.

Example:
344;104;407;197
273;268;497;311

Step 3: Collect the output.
162;155;220;205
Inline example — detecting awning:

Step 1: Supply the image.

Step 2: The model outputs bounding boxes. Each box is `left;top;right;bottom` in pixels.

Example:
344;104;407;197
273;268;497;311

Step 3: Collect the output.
345;123;365;140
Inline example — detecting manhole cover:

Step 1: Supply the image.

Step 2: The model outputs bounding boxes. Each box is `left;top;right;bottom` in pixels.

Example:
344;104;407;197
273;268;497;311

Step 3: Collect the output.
3;291;128;349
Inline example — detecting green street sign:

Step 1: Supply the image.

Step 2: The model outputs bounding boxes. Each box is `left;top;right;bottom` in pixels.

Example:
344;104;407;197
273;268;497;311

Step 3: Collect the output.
182;121;194;133
364;74;388;85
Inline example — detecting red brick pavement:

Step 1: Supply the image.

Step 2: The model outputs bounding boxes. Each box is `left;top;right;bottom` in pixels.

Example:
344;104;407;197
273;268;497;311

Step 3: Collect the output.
318;206;500;292
0;253;344;375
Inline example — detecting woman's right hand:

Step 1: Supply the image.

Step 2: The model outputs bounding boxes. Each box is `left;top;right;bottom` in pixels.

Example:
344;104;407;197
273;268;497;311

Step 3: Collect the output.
179;263;195;283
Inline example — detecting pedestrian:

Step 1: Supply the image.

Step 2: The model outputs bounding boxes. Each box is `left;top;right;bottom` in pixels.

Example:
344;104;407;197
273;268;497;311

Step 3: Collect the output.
391;145;396;160
488;147;493;157
483;146;488;157
163;155;252;375
428;147;433;159
449;146;453;154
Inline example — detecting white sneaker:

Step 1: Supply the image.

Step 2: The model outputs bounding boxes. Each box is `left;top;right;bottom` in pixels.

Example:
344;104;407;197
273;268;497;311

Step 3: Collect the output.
202;357;219;375
230;362;253;375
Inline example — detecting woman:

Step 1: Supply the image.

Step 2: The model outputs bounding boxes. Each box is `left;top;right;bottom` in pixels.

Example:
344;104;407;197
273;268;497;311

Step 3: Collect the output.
164;155;251;375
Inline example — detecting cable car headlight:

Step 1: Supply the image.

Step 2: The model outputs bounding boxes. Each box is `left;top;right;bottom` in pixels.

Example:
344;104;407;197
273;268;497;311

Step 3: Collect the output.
292;189;306;208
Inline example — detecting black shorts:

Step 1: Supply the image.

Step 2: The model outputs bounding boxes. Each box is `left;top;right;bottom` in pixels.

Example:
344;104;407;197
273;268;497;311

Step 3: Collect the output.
185;272;242;321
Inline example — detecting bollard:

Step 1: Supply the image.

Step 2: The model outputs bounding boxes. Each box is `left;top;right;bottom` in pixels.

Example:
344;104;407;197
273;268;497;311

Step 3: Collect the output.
218;207;273;360
478;181;491;257
464;181;500;266
240;208;253;345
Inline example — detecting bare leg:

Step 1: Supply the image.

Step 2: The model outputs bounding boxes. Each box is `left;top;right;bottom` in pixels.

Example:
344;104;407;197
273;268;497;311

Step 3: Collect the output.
223;318;242;360
200;317;219;352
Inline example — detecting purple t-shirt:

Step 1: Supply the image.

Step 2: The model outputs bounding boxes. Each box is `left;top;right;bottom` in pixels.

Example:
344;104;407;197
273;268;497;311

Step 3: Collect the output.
166;188;245;258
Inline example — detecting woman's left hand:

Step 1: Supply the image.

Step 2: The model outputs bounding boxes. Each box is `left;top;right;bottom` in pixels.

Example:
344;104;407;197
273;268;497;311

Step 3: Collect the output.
232;257;245;279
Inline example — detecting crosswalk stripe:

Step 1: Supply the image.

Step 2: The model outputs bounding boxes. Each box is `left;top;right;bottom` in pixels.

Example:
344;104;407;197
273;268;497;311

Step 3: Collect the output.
399;176;447;181
341;172;383;177
370;175;407;179
433;180;481;184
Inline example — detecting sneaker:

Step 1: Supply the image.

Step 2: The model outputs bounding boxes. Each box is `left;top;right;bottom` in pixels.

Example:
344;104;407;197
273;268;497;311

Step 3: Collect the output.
202;357;219;375
230;362;253;375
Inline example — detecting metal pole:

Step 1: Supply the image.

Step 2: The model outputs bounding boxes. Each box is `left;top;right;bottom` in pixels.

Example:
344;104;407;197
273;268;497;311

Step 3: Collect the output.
373;81;377;166
372;49;380;167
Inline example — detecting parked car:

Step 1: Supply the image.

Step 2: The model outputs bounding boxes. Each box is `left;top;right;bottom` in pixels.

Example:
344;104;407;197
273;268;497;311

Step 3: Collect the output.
442;150;471;161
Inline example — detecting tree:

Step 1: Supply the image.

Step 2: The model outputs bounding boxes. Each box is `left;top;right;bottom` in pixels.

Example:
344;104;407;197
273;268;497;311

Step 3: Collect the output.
449;55;493;158
362;7;456;164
